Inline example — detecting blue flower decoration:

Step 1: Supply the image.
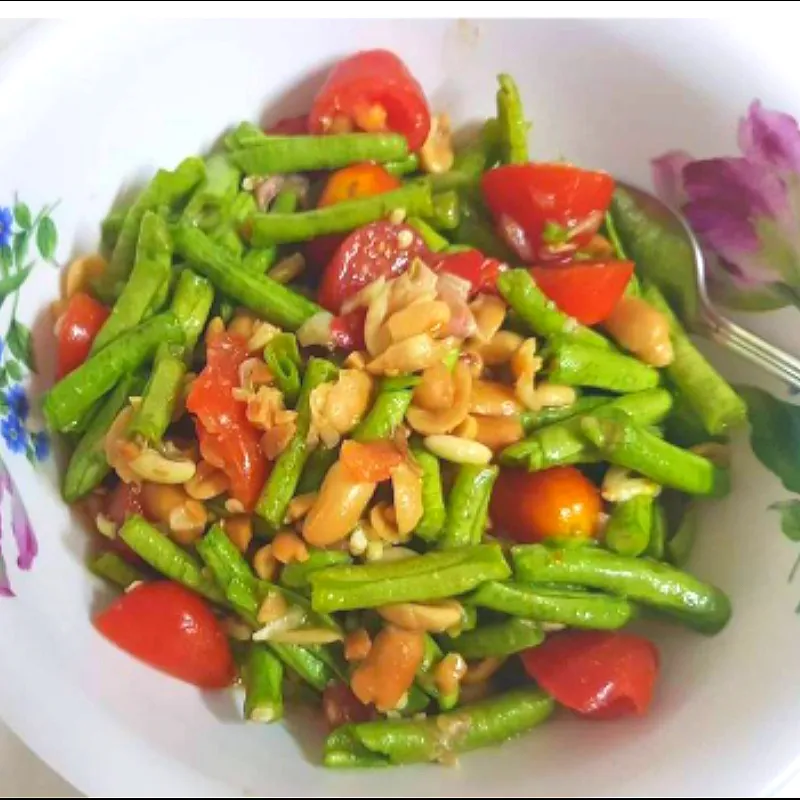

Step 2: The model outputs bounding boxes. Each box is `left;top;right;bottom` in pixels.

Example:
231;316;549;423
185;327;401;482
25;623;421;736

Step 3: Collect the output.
7;385;29;422
1;415;27;455
31;431;49;461
0;207;12;249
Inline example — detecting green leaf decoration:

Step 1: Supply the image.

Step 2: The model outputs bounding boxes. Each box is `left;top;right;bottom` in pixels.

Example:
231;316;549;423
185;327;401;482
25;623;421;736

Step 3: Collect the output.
12;229;29;267
0;368;7;389
769;500;800;543
0;391;8;413
13;202;32;230
36;216;58;261
0;246;12;273
7;320;37;373
0;263;34;307
5;360;23;381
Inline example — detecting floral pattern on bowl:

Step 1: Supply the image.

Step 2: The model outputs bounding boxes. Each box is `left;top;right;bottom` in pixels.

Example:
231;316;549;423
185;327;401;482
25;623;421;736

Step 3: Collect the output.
0;197;56;594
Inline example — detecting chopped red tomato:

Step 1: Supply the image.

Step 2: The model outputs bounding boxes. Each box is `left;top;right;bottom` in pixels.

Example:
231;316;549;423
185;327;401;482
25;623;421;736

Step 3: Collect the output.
431;249;507;297
330;308;367;351
56;292;110;378
521;631;660;720
529;261;634;326
490;466;602;544
322;681;377;730
481;163;615;263
99;482;147;565
309;49;431;151
340;440;403;483
318;221;430;313
94;582;236;690
186;332;268;510
319;164;401;207
264;114;309;136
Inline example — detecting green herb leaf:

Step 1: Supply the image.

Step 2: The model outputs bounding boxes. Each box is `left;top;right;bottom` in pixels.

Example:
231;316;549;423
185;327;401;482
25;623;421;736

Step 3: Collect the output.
0;246;12;274
13;202;32;230
0;263;34;307
36;216;58;261
5;360;23;381
7;320;37;373
769;499;800;542
739;386;800;493
12;230;29;267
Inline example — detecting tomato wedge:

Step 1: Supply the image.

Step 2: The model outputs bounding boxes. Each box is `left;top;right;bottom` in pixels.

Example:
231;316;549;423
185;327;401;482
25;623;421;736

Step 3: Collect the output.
521;631;659;720
529;261;634;326
431;249;507;297
94;582;236;690
340;440;403;483
265;114;309;136
56;291;110;378
330;308;367;351
481;163;615;263
309;49;431;151
186;332;268;510
318;221;430;313
490;466;602;544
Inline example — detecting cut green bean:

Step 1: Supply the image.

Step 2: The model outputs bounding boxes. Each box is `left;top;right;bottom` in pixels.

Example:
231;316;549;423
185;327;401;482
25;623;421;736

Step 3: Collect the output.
439;464;498;549
101;207;128;254
667;502;700;567
118;516;224;603
263;333;302;407
243;189;301;275
181;153;241;231
497;269;611;349
451;197;517;262
230;132;408;175
91;211;173;352
604;494;654;557
244;645;284;723
496;74;529;164
603;211;628;261
416;635;458;710
224;121;268;151
296;445;339;494
256;358;339;529
169;269;216;356
324;688;554;767
410;443;447;542
309;544;511;613
646;501;668;561
384;153;420;177
248;181;432;246
196;524;256;595
352;381;413;443
89;551;147;590
512;544;731;634
468;582;635;630
174;224;322;330
94;157;205;300
44;313;184;433
546;338;660;393
500;388;673;472
62;372;145;502
581;415;729;496
269;643;336;693
428;190;460;231
519;395;607;433
407;216;449;252
441;617;543;659
280;550;353;591
642;283;747;436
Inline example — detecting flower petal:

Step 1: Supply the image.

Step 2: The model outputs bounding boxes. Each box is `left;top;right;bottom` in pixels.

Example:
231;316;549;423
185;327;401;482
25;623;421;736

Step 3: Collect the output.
738;100;800;175
0;481;13;598
651;150;693;208
11;487;37;570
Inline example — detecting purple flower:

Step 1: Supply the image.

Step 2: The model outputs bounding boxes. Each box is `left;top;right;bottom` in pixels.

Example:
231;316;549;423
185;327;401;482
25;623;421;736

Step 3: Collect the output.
1;414;27;454
0;460;39;598
652;100;800;311
7;385;29;422
0;206;12;249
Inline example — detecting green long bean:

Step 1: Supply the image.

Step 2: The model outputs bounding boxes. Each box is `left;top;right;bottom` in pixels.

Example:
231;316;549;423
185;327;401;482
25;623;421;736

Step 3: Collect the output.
439;464;498;549
174;224;322;330
44;313;184;433
256;358;339;529
410;443;447;542
496;74;529;164
244;645;284;723
296;445;339;494
512;544;731;634
243;188;301;275
181;153;241;231
248;181;432;246
352;381;413;443
604;494;654;557
263;333;302;407
310;544;511;613
89;551;147;590
441;617;543;659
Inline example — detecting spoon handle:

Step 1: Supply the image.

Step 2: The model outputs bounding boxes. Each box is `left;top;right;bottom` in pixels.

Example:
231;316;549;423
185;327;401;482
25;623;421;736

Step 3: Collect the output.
702;309;800;389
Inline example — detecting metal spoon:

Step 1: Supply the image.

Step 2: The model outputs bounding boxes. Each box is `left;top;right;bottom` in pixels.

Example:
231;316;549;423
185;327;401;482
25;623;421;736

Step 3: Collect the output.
616;180;800;389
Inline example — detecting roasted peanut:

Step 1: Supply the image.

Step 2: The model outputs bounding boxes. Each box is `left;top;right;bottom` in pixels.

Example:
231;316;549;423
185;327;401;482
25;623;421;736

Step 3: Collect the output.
385;300;451;342
469;379;522;416
272;530;309;564
377;600;464;633
344;628;373;662
253;544;278;581
419;113;454;174
184;460;230;500
434;652;468;696
222;515;253;554
406;360;472;435
604;296;674;367
413;362;455;412
472;415;524;452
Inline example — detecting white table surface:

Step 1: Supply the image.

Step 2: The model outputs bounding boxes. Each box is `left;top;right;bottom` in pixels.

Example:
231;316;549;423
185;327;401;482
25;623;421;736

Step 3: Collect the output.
1;15;800;799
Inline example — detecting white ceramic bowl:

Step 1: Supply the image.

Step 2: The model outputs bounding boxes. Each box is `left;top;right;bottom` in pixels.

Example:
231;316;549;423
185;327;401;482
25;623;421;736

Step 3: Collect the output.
3;18;800;798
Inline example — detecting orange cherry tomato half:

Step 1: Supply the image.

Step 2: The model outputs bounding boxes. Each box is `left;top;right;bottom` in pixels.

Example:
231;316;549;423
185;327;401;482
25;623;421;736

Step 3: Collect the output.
520;631;660;720
56;292;110;379
529;261;634;326
490;466;602;544
319;164;401;208
340;440;403;483
94;581;236;690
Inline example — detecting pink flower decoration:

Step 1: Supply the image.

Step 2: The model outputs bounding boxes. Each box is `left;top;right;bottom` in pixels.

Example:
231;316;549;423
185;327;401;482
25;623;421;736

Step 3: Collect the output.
0;457;38;597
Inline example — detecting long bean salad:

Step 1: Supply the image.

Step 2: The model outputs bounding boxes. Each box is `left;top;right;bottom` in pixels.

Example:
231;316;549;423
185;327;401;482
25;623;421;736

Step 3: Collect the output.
45;50;745;768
